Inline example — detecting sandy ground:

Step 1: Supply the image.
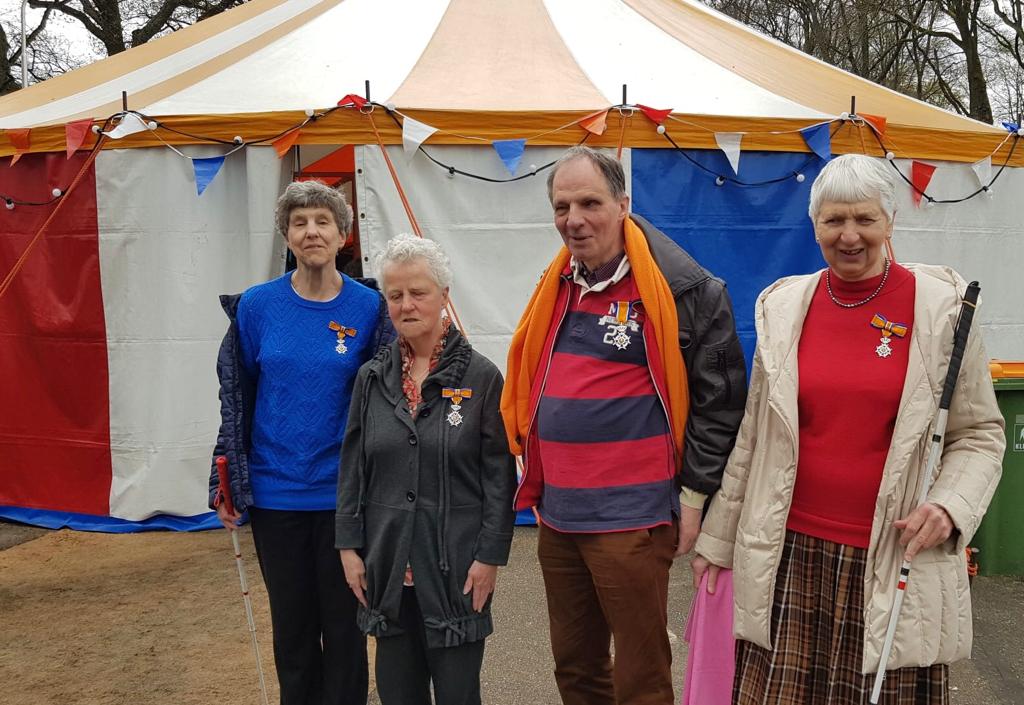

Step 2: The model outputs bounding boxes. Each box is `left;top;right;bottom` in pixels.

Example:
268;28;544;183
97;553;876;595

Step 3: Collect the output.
1;521;1021;705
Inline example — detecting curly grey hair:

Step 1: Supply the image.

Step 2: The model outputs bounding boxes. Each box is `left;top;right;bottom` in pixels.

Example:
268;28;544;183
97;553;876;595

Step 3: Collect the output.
274;180;353;239
376;233;453;290
809;154;897;222
546;146;627;202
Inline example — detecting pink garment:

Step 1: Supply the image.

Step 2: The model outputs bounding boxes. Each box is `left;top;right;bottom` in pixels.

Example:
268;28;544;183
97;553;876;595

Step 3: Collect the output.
682;568;735;705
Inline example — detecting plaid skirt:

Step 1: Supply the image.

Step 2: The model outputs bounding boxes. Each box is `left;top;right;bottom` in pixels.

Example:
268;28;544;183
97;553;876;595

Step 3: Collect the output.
733;531;948;705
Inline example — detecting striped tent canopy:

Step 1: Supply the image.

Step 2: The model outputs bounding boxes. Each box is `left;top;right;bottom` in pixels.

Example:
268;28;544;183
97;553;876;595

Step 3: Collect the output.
0;0;1016;163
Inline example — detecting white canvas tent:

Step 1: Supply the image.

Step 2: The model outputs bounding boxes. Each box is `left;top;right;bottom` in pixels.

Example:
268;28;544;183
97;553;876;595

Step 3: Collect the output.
0;0;1020;530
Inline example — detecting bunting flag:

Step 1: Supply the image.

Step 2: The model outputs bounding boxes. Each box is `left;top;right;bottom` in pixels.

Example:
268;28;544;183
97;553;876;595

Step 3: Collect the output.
861;113;887;138
800;122;832;162
106;113;149;139
272;129;301;158
714;132;743;176
6;129;31;166
402;116;438;158
636;104;673;125
337;94;368;109
492;139;526;175
192;156;226;196
65;119;93;159
971;156;992;188
578;111;607;136
910;161;937;207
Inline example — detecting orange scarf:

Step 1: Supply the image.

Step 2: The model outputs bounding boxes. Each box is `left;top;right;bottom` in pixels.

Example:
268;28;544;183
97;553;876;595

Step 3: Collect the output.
500;217;690;465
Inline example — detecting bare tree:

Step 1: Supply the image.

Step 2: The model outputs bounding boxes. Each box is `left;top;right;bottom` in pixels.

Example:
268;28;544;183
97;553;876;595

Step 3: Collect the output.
0;5;56;93
25;1;245;56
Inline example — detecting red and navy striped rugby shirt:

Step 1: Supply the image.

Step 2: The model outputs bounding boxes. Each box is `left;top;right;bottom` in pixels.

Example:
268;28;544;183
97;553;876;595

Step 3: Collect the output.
534;264;678;533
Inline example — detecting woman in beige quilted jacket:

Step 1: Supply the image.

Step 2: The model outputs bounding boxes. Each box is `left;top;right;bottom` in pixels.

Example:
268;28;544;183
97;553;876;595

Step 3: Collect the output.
692;154;1005;705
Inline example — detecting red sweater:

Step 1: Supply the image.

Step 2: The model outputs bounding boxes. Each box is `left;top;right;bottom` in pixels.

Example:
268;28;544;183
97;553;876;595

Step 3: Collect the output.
787;263;915;548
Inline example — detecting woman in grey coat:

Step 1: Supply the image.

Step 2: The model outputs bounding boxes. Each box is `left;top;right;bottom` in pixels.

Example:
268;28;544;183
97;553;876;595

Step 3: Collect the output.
336;234;516;705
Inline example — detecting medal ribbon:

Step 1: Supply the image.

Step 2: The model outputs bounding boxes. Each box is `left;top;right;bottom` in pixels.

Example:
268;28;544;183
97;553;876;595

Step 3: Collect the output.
614;301;631;324
329;321;358;338
442;388;473;405
870;313;908;339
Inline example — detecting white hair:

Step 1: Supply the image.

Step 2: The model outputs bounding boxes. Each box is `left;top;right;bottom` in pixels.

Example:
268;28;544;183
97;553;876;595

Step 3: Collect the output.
808;154;897;222
376;233;453;290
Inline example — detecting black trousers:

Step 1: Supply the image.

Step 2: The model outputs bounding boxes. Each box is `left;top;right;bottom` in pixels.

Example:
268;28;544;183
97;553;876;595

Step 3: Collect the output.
249;507;368;705
375;587;485;705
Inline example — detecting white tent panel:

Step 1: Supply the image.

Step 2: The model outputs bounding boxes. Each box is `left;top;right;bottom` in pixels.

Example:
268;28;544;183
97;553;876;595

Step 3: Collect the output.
143;0;451;116
97;146;288;520
544;0;825;118
355;144;628;369
890;158;1024;359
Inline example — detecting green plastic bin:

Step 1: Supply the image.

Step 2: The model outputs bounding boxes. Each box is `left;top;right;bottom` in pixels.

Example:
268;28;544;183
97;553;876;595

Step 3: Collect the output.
971;378;1024;576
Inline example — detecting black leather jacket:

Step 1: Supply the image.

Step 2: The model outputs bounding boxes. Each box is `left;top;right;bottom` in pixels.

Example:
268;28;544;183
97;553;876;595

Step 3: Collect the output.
632;214;747;496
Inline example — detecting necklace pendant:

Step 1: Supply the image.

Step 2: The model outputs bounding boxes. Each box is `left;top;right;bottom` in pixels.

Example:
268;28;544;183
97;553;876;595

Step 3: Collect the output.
875;336;893;358
447;403;464;427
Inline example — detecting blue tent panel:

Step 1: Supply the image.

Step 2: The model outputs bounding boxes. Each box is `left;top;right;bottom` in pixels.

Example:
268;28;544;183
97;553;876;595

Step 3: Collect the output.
0;505;221;532
631;148;827;370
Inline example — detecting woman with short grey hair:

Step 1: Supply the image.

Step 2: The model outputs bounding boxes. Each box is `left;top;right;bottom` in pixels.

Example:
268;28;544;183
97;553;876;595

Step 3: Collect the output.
210;179;393;705
694;154;1004;704
337;233;516;705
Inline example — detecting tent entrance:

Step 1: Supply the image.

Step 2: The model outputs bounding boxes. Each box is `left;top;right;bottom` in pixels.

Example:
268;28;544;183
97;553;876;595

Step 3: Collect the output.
287;145;363;277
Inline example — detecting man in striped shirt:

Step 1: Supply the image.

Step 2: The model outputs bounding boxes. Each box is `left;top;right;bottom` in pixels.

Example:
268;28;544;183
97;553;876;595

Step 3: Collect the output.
502;147;746;705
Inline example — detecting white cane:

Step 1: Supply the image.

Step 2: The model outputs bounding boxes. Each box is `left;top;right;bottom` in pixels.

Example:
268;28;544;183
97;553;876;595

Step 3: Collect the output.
217;456;271;705
869;281;980;704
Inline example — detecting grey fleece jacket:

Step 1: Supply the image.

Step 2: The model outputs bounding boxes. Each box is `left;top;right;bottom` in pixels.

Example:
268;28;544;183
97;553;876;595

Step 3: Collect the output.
335;327;516;648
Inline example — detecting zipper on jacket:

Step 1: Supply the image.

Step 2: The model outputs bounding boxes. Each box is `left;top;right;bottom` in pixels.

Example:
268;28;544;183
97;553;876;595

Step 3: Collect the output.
715;348;732;406
513;279;572;509
641;325;679;480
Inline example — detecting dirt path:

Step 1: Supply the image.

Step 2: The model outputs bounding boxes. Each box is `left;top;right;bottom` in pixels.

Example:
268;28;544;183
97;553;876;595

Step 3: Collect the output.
1;525;1021;705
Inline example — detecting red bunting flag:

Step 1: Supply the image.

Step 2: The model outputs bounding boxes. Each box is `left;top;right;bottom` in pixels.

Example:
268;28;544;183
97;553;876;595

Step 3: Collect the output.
861;113;887;138
578;111;608;136
273;129;302;158
6;128;31;166
65;119;94;159
337;94;368;109
910;161;937;207
636;104;673;125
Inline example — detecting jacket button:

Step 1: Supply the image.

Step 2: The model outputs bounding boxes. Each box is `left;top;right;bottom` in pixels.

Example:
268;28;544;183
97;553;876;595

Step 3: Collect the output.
406;491;416;502
408;435;418;446
421;408;431;417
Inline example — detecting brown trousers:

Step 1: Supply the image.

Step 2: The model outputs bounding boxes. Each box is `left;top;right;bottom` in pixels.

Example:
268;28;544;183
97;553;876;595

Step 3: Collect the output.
538;521;677;705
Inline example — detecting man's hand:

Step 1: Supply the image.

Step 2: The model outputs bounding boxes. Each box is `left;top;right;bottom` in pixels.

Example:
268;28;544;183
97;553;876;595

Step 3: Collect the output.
339;549;369;608
216;503;242;531
675;505;702;557
893;502;954;561
691;554;722;594
463;561;498;612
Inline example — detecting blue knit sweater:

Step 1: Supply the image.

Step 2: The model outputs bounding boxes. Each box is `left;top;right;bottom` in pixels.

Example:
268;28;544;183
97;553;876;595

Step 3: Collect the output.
237;272;381;510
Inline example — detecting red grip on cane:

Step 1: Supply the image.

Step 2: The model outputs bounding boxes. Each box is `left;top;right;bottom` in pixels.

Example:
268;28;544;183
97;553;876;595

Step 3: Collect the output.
215;455;235;516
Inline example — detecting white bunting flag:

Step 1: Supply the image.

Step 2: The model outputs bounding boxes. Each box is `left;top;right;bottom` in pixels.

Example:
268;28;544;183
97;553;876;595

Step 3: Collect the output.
402;117;438;159
714;132;744;176
971;155;992;188
106;113;149;139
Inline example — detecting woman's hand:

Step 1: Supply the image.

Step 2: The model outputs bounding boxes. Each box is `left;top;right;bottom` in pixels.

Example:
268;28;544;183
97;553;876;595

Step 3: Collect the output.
691;554;722;595
893;502;954;561
463;561;498;612
216;503;242;531
339;549;368;608
675;505;702;557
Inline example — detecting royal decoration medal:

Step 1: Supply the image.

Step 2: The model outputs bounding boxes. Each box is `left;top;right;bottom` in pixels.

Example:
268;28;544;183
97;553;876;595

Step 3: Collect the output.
441;388;473;427
328;321;357;354
869;313;908;359
597;301;639;350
